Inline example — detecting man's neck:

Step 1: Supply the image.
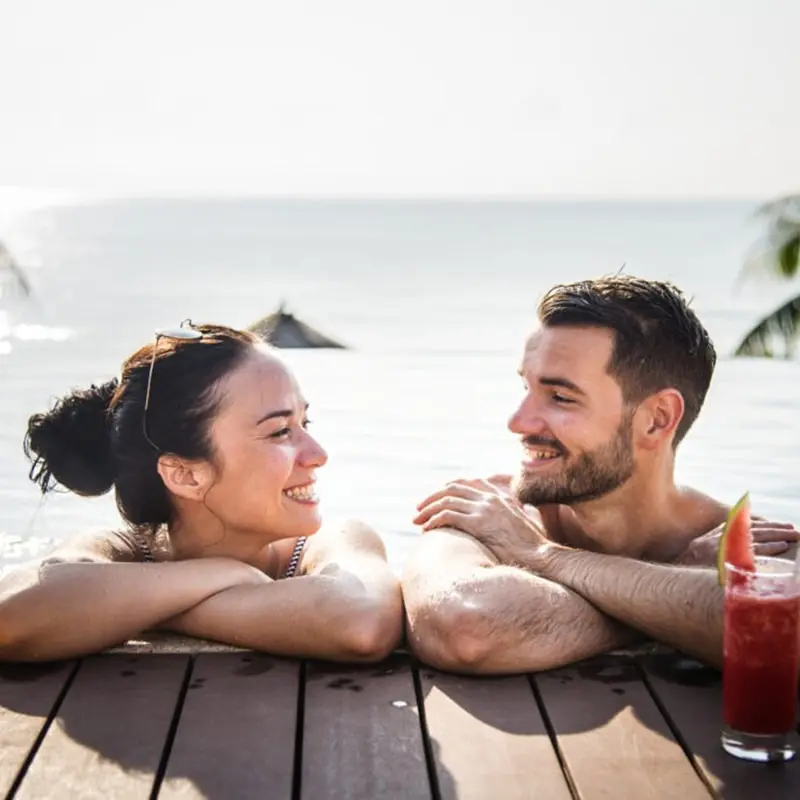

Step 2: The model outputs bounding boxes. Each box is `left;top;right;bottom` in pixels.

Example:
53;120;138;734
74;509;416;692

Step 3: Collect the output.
562;464;684;560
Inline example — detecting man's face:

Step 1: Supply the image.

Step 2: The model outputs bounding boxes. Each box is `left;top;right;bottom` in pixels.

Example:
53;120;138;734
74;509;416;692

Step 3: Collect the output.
508;325;636;506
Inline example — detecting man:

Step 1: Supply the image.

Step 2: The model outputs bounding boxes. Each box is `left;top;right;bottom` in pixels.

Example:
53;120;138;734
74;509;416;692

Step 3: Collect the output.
402;276;798;674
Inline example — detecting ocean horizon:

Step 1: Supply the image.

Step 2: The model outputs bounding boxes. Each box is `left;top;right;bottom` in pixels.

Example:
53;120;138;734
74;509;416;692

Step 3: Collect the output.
1;196;798;571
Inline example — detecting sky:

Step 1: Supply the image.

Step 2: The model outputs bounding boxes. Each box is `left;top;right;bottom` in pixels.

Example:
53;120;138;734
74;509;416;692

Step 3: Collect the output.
2;0;799;198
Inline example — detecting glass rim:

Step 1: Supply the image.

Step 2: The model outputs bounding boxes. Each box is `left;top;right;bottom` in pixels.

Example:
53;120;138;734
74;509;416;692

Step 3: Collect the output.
725;556;799;579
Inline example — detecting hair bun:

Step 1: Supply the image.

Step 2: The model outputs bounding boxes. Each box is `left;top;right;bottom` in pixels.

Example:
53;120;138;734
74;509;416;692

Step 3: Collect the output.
24;378;119;496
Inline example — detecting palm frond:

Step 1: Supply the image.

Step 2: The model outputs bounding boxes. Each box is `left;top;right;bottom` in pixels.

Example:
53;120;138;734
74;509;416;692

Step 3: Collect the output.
740;195;800;284
734;293;800;358
0;241;32;301
778;233;800;278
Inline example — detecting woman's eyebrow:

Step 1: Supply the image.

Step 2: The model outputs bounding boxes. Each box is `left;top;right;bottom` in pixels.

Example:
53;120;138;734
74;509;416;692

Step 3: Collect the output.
255;403;309;426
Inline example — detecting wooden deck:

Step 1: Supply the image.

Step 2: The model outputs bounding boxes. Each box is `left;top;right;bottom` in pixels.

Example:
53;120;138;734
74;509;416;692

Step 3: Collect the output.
0;648;798;799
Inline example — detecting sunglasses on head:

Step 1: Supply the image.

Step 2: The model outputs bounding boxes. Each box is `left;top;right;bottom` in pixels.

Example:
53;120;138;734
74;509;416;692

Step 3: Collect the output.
142;319;204;452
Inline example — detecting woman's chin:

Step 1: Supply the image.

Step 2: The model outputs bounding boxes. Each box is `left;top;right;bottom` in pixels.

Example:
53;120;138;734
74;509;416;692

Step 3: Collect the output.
290;507;324;537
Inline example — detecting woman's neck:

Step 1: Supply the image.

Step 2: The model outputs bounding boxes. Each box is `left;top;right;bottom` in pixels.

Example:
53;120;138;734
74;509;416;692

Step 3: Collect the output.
167;509;278;576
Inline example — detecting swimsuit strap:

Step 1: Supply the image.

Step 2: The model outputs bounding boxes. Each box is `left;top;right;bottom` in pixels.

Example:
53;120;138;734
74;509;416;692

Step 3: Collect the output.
282;536;307;579
135;529;305;577
134;529;155;563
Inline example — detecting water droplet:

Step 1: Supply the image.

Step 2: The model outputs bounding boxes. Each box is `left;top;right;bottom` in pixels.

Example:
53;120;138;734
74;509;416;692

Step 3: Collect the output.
391;700;408;708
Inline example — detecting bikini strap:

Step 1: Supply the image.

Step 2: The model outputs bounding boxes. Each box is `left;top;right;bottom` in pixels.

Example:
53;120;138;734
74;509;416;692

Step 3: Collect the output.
282;536;307;579
133;529;155;563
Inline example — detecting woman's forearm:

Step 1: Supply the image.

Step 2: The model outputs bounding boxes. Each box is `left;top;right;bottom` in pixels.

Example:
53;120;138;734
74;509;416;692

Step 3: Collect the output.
0;558;264;661
162;572;403;662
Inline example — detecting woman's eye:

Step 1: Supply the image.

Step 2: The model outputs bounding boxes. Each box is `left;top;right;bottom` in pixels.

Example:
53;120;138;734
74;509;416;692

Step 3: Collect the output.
270;427;291;439
302;418;313;429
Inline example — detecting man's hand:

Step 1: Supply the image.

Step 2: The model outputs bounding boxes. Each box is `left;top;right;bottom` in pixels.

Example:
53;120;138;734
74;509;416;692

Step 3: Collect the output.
413;478;549;565
674;518;800;567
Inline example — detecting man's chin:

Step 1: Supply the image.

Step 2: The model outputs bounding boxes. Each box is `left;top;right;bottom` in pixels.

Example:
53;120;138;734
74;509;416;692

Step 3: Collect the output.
513;476;556;506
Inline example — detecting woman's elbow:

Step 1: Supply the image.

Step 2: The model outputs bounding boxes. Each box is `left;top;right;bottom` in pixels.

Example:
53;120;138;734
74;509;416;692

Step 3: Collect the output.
340;593;404;663
0;631;21;662
0;618;41;663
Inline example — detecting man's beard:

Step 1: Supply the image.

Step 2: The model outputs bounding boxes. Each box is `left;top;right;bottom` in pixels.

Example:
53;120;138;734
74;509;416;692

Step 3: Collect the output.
514;412;635;506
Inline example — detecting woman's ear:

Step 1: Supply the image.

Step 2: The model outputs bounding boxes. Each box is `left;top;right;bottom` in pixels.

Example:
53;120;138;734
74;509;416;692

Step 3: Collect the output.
157;455;215;501
634;389;685;450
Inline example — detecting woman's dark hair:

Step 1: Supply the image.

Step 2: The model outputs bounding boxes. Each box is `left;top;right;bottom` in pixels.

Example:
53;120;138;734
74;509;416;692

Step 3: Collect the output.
24;323;260;528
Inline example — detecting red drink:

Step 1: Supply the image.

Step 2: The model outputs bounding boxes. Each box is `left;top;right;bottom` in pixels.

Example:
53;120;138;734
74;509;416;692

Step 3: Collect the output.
722;557;800;762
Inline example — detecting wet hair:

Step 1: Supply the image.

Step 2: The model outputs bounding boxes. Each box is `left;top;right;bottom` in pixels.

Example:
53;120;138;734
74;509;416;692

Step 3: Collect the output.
24;323;260;528
537;276;717;445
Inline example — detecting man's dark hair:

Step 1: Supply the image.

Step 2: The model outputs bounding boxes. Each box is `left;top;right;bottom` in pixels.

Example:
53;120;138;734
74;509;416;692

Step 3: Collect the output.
537;275;717;445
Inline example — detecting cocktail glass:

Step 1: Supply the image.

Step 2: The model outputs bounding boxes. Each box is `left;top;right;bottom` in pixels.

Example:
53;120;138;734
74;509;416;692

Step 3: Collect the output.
722;556;800;762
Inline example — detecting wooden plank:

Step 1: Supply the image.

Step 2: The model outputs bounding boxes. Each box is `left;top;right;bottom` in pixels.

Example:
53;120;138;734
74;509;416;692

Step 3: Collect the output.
158;652;299;799
641;651;800;800
14;653;189;800
302;652;430;800
0;661;75;795
537;654;711;800
420;667;572;800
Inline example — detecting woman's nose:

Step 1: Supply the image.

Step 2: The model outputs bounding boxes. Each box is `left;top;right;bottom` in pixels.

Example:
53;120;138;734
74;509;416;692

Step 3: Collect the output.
300;431;328;468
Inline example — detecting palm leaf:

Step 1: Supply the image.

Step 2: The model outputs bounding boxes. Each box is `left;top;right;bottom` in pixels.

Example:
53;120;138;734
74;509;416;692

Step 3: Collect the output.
0;241;32;300
740;195;800;284
735;292;800;358
778;233;800;278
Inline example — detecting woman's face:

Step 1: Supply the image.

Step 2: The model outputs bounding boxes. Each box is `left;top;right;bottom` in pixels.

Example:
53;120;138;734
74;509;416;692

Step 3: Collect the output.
201;344;328;542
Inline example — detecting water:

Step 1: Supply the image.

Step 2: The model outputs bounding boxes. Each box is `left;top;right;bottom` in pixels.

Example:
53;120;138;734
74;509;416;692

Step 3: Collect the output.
1;197;798;571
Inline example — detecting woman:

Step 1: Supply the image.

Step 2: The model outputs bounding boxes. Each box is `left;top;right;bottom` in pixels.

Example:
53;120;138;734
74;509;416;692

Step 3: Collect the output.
0;322;402;662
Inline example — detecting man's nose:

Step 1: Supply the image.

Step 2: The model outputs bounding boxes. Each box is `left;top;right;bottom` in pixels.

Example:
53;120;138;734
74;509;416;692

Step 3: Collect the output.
507;396;548;436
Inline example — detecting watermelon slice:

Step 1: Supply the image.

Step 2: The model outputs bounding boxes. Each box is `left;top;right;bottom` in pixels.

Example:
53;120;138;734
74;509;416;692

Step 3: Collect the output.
717;493;755;585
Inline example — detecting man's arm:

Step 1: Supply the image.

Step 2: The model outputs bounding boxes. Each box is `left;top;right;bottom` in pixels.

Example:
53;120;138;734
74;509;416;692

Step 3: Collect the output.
161;519;404;663
534;545;728;667
402;528;638;674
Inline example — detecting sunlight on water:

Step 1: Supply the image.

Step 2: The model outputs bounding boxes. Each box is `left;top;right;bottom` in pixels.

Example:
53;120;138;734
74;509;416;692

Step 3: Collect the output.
11;324;74;342
1;198;798;572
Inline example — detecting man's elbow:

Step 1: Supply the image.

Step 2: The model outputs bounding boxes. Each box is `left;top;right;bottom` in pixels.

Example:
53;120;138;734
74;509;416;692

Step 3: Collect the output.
405;600;497;674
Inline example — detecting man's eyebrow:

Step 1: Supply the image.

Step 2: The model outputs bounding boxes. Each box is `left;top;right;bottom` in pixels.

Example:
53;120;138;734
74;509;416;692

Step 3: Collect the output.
538;377;586;396
256;403;310;426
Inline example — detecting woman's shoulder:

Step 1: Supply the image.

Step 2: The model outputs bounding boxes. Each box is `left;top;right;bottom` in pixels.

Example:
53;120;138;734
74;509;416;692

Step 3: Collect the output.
302;519;387;565
39;527;163;565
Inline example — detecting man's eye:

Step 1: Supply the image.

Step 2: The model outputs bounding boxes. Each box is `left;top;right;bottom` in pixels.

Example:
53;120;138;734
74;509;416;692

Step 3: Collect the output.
553;394;575;404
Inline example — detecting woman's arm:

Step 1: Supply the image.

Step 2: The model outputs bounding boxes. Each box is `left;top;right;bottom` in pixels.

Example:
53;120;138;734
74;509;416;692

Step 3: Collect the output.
160;519;404;663
0;530;266;661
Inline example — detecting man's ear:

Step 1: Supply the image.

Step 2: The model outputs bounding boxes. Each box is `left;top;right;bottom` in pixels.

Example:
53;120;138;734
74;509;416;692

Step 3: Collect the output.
634;389;685;450
157;455;214;501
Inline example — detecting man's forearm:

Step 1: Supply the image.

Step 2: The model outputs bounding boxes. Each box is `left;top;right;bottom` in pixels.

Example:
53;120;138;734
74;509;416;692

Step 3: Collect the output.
406;563;639;674
535;545;724;668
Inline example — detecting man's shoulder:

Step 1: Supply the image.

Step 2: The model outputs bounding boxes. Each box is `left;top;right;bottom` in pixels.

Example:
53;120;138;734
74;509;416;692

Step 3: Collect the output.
403;527;498;579
675;486;729;533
